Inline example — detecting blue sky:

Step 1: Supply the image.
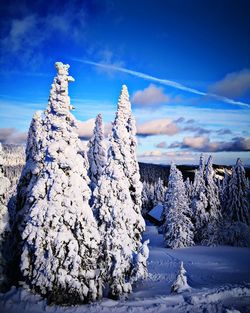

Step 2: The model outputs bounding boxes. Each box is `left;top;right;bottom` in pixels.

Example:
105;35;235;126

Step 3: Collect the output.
0;0;250;165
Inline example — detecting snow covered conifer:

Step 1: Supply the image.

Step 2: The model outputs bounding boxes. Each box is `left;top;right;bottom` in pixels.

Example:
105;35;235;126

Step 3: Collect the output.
17;62;101;304
15;111;44;215
185;177;192;199
220;170;230;208
205;156;221;220
131;239;149;283
93;146;140;298
191;155;208;243
9;111;45;286
87;113;106;194
141;182;150;215
141;181;156;215
92;85;149;297
224;159;250;225
185;177;192;207
111;85;145;249
162;163;194;249
171;262;190;293
154;177;165;205
0;143;10;291
202;156;222;245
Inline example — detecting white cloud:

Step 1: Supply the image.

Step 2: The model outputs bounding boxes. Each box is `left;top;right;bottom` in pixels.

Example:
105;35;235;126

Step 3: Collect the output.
183;136;209;149
132;84;170;106
137;118;180;136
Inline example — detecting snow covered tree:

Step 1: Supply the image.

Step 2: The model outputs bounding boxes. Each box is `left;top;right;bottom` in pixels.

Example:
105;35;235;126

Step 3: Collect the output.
15;110;44;212
202;156;222;245
142;181;155;214
93;144;148;299
171;262;190;293
185;177;192;200
0;143;10;291
185;177;192;208
162;163;194;249
9;111;45;285
141;182;150;216
205;156;221;220
154;177;166;205
131;239;149;283
111;85;145;249
191;155;208;243
220;221;250;247
15;62;102;304
224;159;250;225
220;170;230;206
0;144;25;212
87;113;107;195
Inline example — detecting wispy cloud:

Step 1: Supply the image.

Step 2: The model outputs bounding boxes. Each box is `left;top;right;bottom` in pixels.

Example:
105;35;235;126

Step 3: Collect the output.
209;69;250;98
169;136;250;152
74;59;250;108
1;5;87;69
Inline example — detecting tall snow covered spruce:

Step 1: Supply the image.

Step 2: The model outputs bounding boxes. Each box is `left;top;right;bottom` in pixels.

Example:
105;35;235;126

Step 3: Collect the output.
224;158;250;225
202;156;222;245
204;156;221;220
9;111;44;286
0;143;11;291
16;62;102;304
111;85;145;250
87;113;106;205
191;155;208;243
162;163;194;249
93;85;148;298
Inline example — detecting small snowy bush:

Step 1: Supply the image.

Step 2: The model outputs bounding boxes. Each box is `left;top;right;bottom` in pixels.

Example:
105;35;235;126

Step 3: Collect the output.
171;261;190;293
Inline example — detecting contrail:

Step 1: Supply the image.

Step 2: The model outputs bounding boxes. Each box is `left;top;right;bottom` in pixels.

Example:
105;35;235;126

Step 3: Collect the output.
73;58;250;108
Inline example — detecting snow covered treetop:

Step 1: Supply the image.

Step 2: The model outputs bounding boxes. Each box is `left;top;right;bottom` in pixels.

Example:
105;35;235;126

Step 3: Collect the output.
55;62;75;82
47;62;75;116
236;158;243;167
199;153;205;171
117;84;131;114
95;113;103;132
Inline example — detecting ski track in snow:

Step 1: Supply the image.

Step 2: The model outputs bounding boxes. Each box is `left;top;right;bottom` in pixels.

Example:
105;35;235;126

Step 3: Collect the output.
1;225;250;313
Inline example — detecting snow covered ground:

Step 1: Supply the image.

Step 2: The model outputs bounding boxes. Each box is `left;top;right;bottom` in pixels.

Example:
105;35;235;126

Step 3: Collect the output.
1;225;250;313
